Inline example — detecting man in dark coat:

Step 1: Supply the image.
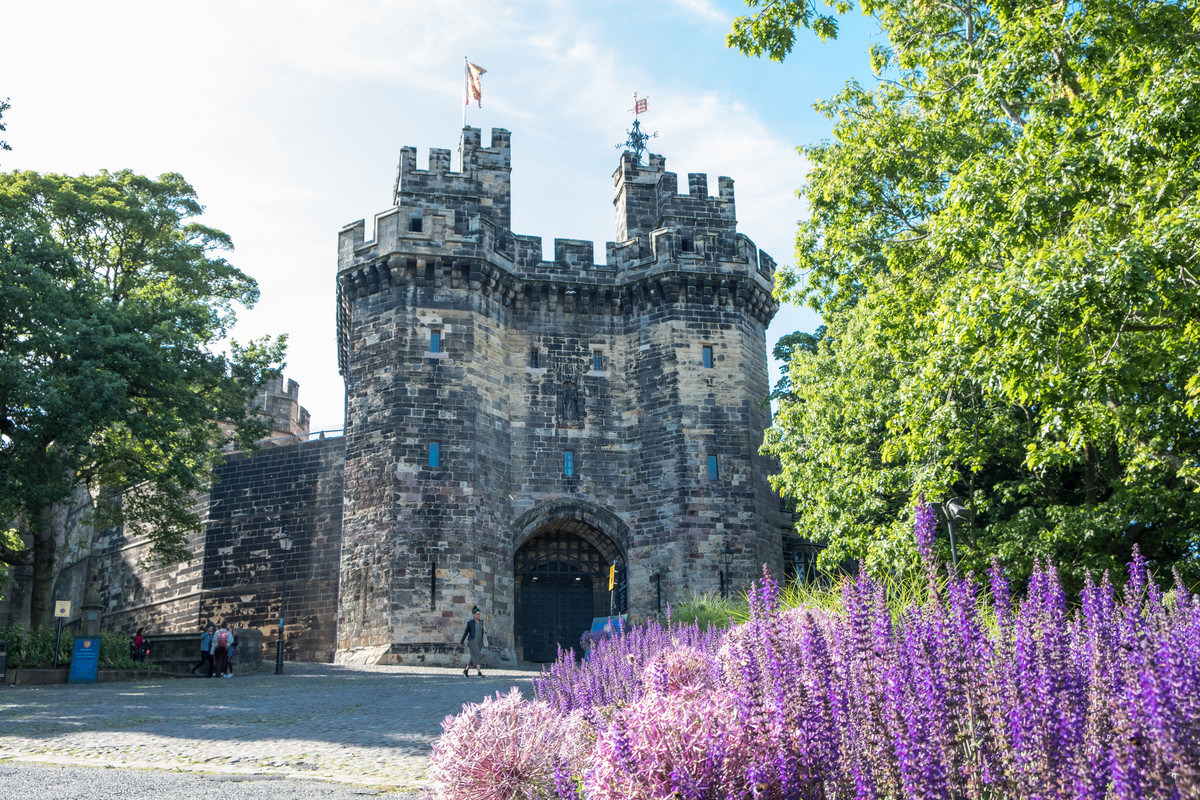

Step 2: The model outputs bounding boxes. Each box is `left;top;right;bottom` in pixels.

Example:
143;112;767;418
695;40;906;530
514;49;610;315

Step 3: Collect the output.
458;606;487;677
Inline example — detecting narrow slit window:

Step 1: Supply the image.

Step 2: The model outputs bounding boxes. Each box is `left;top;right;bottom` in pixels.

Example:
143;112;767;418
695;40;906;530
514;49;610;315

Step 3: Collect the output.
409;215;423;232
702;345;714;369
707;454;719;481
429;441;440;468
564;450;575;477
681;235;693;252
430;329;441;354
530;347;540;369
592;351;604;372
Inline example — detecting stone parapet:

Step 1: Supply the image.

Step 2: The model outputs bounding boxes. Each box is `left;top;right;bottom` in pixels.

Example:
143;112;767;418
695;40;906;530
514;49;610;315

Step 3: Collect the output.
335;131;777;379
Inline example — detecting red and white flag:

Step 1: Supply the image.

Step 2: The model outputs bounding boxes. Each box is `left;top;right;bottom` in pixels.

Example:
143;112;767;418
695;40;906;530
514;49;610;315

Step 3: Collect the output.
635;97;648;115
465;61;486;107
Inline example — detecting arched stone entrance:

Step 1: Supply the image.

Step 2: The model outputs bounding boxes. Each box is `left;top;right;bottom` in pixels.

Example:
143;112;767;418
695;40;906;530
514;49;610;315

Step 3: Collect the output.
512;501;628;662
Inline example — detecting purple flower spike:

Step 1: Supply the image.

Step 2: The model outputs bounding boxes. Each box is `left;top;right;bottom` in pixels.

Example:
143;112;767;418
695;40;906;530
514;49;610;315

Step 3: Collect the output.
914;495;938;568
758;563;781;613
553;758;582;800
989;558;1012;631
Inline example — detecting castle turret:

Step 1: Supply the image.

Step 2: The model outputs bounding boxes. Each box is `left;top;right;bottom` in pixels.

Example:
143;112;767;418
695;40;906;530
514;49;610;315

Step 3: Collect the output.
392;126;512;233
253;377;311;441
614;152;666;242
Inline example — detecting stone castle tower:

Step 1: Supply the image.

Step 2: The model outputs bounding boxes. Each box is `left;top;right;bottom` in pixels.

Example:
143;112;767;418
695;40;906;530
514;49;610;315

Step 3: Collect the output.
334;127;785;663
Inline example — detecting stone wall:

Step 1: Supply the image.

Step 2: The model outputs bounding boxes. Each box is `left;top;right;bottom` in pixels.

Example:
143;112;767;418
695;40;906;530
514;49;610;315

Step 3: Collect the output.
200;436;344;662
1;484;110;630
145;628;264;675
91;504;210;638
91;436;343;662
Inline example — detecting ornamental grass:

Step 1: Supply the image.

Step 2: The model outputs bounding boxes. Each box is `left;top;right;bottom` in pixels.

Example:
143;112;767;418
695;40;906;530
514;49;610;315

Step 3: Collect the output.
426;504;1200;799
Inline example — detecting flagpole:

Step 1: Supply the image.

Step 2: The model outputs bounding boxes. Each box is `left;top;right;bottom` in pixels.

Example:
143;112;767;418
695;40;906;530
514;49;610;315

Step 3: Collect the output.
461;57;468;170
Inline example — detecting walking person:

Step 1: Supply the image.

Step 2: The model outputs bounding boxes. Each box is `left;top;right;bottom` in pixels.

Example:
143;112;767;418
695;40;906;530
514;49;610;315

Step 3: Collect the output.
458;606;487;677
210;622;232;678
190;624;214;675
226;629;239;677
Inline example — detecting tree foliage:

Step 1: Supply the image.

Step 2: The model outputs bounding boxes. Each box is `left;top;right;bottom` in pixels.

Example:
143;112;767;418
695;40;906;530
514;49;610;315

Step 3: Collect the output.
735;0;1200;588
0;169;285;623
0;97;11;159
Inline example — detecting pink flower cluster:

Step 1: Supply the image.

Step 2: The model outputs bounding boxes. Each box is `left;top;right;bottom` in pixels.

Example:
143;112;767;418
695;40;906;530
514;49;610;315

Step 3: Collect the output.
426;688;591;800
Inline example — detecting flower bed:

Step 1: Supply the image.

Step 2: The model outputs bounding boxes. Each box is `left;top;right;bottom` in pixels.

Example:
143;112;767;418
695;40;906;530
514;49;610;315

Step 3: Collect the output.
427;505;1200;799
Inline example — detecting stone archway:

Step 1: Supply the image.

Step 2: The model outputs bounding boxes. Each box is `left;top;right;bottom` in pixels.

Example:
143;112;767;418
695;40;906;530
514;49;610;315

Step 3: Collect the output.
512;500;629;662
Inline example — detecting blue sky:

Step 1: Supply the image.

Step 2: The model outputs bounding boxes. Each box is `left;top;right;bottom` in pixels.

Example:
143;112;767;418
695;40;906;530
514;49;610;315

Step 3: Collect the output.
2;0;880;433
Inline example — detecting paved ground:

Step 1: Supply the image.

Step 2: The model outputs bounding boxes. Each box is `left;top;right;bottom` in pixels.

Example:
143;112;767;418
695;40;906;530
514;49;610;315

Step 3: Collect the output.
0;662;541;796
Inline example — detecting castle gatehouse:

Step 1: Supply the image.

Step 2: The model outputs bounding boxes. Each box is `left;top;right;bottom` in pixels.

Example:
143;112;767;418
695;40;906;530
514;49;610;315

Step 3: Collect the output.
333;127;785;664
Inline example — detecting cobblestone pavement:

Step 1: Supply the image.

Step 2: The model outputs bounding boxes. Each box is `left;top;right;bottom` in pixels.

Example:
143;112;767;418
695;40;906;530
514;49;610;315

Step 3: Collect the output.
0;662;541;795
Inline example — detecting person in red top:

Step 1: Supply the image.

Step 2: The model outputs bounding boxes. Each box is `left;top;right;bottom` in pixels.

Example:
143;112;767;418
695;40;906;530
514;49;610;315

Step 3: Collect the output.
131;627;149;662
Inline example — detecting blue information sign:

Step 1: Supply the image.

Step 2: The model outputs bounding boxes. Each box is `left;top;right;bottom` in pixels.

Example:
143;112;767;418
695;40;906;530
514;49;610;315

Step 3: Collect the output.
590;615;626;637
68;637;100;684
584;616;626;662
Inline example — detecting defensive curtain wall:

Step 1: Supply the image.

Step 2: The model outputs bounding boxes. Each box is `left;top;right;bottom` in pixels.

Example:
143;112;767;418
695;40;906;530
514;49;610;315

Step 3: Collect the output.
335;127;789;665
1;379;344;665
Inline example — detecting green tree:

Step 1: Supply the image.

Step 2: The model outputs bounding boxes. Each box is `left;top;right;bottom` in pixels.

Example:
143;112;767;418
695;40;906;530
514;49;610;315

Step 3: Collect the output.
0;97;11;158
770;326;825;400
0;169;286;624
736;0;1200;587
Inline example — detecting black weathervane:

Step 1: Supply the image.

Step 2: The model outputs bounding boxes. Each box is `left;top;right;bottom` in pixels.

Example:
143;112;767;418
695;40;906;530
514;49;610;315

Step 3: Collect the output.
616;92;658;165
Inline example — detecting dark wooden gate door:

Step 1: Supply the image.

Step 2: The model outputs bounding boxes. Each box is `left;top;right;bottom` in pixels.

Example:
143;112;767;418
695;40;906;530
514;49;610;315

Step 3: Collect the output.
521;580;593;662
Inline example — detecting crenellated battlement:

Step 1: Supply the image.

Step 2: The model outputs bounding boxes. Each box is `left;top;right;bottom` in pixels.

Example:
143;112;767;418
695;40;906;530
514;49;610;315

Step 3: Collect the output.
338;128;776;376
252;376;311;441
611;151;739;268
392;126;512;232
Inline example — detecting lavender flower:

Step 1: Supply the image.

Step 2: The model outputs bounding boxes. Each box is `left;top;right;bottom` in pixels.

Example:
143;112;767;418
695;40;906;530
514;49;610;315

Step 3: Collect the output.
913;494;938;568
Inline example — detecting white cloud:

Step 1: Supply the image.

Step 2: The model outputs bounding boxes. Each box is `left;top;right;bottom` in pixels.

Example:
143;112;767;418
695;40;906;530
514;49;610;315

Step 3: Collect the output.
667;0;731;24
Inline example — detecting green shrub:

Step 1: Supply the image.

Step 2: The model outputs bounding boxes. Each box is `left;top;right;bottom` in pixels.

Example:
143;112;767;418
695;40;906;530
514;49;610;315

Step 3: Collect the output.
0;623;74;667
658;591;749;631
651;569;963;636
99;631;159;670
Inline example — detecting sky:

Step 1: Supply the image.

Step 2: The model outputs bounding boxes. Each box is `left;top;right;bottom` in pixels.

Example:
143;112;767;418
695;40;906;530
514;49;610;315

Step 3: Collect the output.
1;0;880;434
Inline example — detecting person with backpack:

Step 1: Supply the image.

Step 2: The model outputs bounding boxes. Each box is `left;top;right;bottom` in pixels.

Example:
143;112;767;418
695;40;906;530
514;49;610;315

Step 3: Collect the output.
210;623;232;677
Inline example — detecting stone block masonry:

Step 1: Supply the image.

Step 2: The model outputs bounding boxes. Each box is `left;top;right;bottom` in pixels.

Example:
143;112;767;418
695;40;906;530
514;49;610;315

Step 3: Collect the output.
89;435;343;662
202;436;344;662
